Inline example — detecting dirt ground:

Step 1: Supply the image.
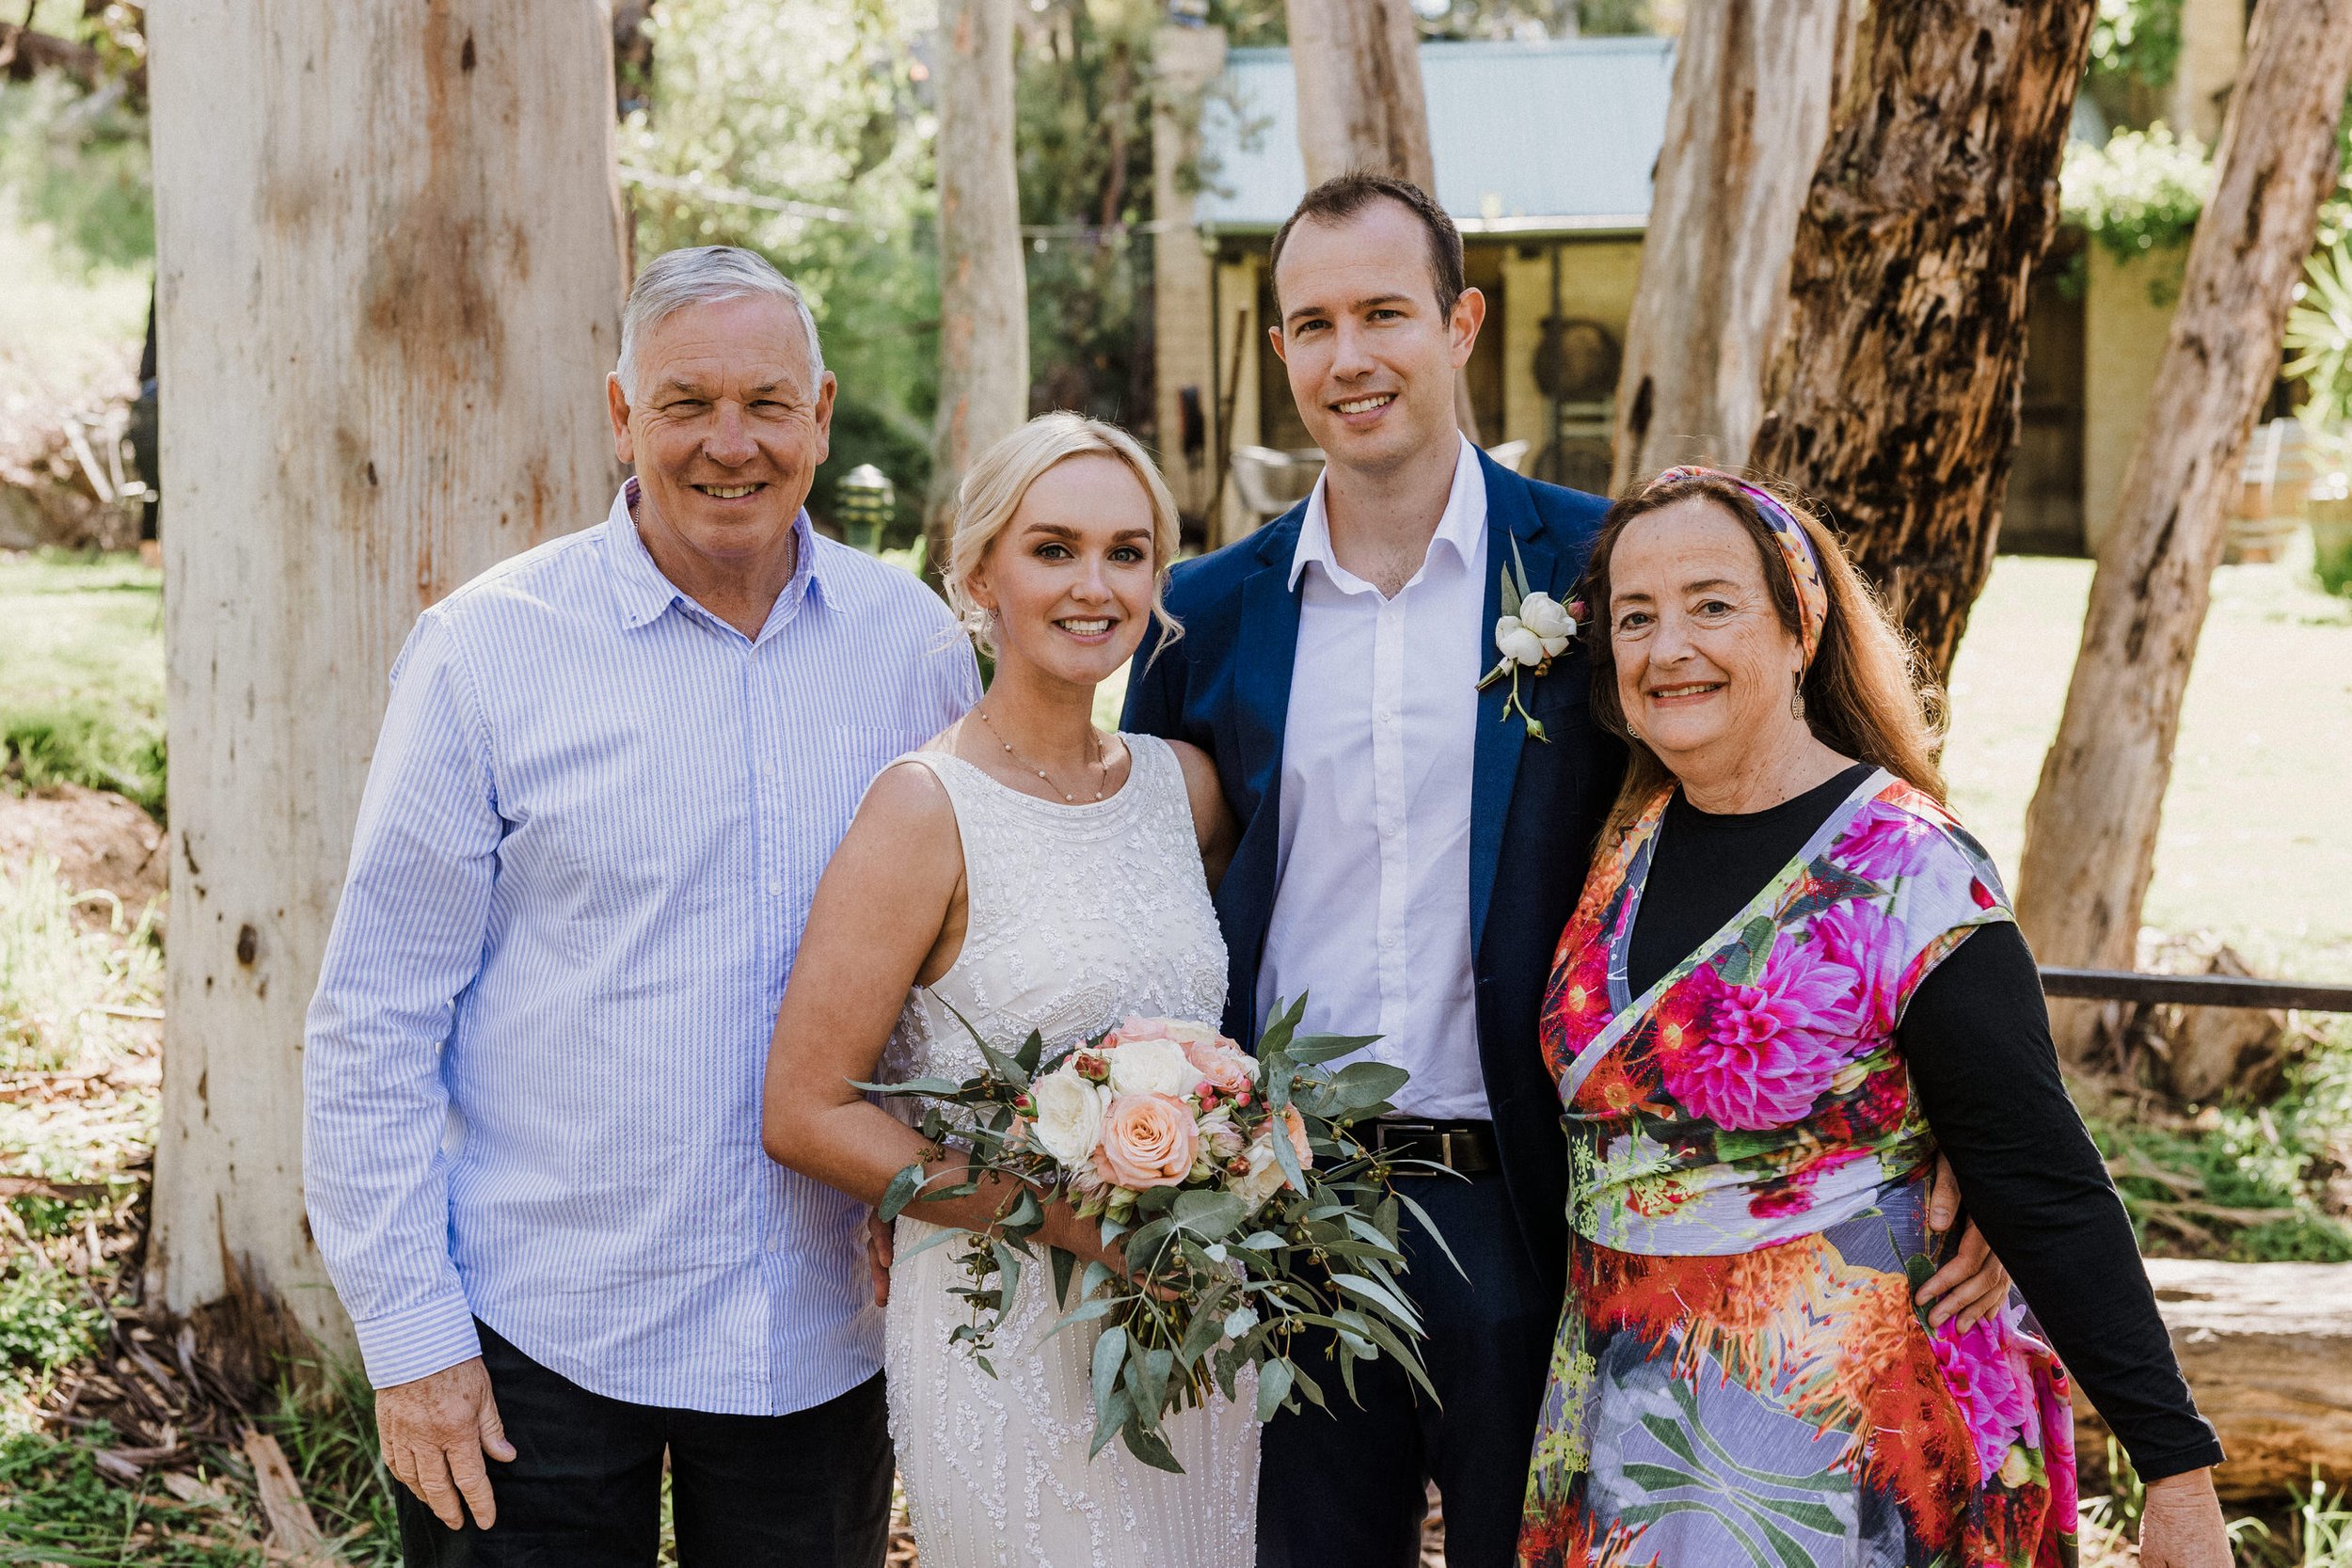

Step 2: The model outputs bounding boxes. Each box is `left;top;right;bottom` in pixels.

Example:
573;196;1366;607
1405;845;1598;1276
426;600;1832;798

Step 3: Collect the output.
0;781;167;926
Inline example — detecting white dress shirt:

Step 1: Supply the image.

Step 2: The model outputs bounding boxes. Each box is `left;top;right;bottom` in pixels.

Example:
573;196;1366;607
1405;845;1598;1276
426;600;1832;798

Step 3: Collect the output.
1256;436;1490;1120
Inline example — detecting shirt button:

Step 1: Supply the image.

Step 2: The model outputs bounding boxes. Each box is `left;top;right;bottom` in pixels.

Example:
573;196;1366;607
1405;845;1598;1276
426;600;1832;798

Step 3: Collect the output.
767;879;785;896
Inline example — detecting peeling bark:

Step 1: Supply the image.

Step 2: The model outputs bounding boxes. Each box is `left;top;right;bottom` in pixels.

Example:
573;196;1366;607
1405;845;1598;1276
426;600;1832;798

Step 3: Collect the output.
1748;0;2097;682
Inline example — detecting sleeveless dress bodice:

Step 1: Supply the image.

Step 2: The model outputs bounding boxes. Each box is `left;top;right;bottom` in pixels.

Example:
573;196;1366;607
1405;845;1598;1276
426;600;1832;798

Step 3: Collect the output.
877;736;1256;1568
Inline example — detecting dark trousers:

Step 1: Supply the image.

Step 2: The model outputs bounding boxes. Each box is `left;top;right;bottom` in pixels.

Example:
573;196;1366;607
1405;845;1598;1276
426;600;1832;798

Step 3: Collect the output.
397;1322;893;1568
1256;1170;1557;1568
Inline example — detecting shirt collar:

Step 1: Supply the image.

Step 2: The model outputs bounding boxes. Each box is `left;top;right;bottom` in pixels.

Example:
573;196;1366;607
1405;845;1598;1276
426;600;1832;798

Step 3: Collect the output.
602;477;826;635
1287;434;1486;592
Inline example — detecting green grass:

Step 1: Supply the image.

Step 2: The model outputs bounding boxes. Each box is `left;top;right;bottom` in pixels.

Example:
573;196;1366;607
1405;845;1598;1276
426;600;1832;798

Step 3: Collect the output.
0;550;165;816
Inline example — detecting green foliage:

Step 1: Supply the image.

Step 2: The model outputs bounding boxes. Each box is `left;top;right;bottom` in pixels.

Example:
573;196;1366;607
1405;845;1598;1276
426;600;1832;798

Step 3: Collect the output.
0;551;166;816
2088;0;2185;93
2061;124;2211;263
0;1428;262;1567
1016;2;1159;432
0;852;162;1076
0;1261;105;1373
2089;1027;2352;1262
254;1364;404;1565
623;0;941;542
0;71;153;277
2286;239;2352;430
2059;125;2211;304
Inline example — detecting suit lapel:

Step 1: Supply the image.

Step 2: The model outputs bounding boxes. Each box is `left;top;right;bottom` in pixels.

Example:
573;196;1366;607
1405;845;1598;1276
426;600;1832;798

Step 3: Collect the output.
1470;455;1558;958
1232;508;1306;807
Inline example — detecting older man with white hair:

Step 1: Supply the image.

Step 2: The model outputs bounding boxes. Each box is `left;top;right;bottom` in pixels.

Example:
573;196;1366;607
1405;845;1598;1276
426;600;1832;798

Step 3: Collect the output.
304;246;977;1565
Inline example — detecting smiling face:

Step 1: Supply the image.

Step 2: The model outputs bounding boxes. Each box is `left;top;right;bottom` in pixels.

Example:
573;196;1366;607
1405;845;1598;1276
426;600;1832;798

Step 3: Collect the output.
1607;498;1808;771
606;292;835;570
963;453;1159;692
1268;197;1483;481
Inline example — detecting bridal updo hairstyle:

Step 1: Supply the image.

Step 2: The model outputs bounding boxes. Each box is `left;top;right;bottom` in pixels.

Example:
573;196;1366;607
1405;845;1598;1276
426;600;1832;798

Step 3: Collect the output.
943;411;1184;659
1583;468;1947;843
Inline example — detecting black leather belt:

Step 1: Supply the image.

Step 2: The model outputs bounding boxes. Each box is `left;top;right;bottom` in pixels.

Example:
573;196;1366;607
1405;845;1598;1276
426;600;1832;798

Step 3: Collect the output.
1370;1118;1498;1175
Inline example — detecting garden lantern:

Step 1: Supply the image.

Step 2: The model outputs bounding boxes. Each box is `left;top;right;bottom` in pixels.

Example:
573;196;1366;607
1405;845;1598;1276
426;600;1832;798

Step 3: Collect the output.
837;464;894;553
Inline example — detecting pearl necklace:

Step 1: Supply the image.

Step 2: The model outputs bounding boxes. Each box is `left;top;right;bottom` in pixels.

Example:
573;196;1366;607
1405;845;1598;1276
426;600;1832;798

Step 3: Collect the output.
974;704;1108;803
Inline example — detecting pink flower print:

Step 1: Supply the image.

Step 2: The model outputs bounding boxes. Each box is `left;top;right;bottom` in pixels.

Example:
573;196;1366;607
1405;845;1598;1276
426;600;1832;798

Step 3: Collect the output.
1747;1145;1869;1219
1970;877;1998;911
1655;946;1862;1131
1806;902;1905;1037
1931;1315;2034;1483
1830;803;1932;886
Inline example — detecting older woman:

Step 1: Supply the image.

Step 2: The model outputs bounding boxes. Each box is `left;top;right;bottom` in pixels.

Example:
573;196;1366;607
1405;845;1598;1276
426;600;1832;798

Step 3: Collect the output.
1515;469;2229;1568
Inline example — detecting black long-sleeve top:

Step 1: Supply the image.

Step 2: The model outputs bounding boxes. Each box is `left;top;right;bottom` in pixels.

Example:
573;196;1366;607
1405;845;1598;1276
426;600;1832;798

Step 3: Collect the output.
1625;763;2224;1482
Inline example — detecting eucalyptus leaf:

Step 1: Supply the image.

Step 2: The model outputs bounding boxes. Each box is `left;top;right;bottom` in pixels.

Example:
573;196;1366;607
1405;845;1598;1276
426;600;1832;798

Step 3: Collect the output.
1171;1188;1248;1239
877;1163;926;1222
1091;1323;1129;1419
1120;1410;1185;1474
1255;1357;1295;1421
1281;1033;1383;1065
1325;1061;1410;1110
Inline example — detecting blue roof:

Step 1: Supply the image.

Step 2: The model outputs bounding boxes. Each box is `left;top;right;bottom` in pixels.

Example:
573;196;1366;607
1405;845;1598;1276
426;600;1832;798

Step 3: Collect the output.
1193;38;1677;235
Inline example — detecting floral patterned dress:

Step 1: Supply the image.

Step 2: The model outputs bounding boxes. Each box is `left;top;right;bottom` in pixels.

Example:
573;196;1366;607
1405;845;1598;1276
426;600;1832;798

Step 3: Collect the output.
1518;769;2076;1568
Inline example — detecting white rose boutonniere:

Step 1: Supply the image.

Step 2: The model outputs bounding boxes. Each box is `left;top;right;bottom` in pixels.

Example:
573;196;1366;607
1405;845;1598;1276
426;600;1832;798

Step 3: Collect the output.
1476;539;1582;742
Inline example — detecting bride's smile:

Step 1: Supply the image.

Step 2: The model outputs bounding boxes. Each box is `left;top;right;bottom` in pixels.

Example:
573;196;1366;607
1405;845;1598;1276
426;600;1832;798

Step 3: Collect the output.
960;451;1161;691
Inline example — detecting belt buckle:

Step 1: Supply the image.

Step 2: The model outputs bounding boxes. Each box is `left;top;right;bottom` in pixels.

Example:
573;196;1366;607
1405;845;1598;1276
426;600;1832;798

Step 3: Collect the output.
1378;1120;1442;1166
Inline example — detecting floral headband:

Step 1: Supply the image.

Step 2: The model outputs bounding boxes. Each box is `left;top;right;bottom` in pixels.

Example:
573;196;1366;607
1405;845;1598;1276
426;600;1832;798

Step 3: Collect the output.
1651;466;1830;668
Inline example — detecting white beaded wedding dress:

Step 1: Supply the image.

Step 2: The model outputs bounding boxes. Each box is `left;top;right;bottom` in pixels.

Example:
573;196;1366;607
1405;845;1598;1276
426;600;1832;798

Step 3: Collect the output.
877;736;1260;1568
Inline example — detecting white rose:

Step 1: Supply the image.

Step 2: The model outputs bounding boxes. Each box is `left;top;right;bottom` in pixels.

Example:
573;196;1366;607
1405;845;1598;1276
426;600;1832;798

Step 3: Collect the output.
1029;1066;1109;1165
1231;1132;1291;1212
1106;1036;1193;1098
1494;615;1549;667
1517;591;1577;653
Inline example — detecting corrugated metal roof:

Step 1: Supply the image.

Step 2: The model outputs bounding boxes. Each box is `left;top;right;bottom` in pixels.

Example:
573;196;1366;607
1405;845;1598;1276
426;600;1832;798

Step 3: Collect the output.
1192;37;1677;236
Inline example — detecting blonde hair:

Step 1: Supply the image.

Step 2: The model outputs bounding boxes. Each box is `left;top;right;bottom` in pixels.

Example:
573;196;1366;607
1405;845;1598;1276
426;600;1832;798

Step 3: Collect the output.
943;412;1184;657
1583;469;1947;846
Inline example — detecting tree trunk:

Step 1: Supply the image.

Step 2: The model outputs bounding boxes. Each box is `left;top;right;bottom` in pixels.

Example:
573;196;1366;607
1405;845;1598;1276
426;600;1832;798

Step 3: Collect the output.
144;0;627;1344
1610;0;1856;494
923;0;1029;585
1282;0;1479;443
2075;1260;2352;1503
2013;0;2352;1063
1747;1;2097;682
1285;0;1436;193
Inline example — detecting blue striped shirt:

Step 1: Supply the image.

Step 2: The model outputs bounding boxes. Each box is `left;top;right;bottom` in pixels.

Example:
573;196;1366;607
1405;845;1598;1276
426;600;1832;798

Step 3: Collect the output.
303;483;979;1414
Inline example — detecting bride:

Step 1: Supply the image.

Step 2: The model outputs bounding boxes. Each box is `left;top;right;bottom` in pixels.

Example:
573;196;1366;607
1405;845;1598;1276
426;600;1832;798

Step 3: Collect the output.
761;412;1254;1567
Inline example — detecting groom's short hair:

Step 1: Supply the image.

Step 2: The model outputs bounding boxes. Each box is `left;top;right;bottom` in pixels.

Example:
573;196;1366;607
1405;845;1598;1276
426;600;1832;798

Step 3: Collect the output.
1268;172;1466;323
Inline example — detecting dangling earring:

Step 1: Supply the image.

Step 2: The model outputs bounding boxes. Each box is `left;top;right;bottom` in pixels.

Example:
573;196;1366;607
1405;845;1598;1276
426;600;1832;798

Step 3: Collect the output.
1790;673;1807;722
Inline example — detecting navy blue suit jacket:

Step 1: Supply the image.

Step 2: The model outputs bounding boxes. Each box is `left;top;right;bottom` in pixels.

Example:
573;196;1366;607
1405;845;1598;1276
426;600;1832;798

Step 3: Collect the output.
1122;452;1626;1298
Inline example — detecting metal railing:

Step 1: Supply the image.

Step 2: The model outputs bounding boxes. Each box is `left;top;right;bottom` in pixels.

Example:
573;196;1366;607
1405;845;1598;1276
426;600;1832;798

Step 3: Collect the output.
2039;968;2352;1014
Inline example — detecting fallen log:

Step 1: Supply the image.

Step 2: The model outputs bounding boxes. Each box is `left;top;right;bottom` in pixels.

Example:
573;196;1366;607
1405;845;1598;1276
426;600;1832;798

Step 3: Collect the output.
2074;1259;2352;1500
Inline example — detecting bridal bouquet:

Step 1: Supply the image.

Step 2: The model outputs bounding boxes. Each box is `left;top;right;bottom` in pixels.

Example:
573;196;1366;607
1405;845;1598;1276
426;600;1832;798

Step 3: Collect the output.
860;996;1449;1473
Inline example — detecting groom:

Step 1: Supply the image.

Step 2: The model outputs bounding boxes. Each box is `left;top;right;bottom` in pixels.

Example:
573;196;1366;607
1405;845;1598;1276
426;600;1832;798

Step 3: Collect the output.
1126;176;2005;1567
1124;173;1615;1568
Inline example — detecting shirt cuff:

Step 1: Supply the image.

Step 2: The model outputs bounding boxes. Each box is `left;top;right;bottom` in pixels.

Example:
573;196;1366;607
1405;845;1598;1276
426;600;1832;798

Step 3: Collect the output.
351;1285;482;1389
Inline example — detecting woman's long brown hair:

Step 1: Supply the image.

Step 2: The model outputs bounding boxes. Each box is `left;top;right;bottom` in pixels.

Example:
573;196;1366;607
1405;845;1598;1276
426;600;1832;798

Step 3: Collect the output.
1583;470;1947;846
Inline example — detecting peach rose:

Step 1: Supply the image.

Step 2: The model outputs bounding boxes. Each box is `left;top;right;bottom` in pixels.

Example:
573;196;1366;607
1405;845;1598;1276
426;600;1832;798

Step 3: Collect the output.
1281;1104;1312;1167
1092;1092;1200;1190
1184;1038;1257;1098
